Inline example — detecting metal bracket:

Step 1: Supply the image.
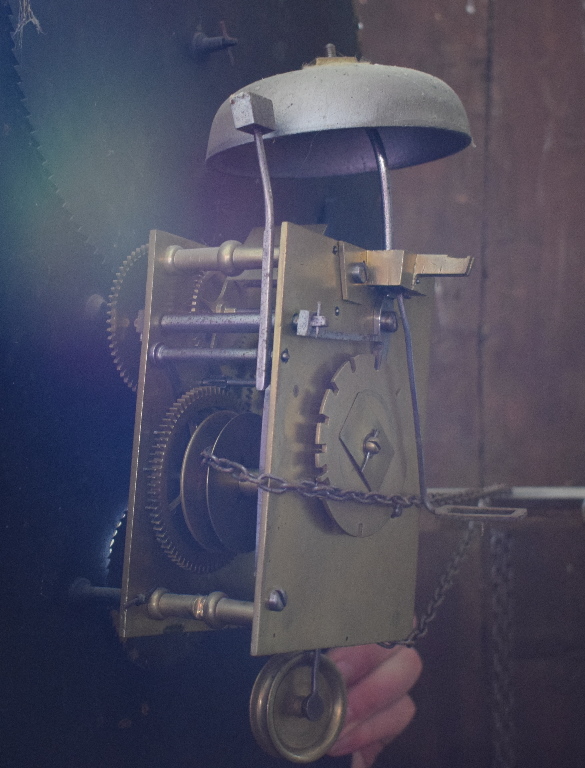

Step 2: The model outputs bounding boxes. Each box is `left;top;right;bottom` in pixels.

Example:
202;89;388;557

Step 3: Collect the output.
433;505;527;520
429;486;585;521
340;241;473;298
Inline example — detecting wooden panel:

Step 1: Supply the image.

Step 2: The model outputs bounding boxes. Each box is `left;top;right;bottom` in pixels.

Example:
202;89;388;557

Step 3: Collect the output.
513;513;585;767
483;0;585;485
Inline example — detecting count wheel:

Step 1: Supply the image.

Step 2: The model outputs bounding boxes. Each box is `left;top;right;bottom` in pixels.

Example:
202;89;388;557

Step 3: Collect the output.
250;652;346;764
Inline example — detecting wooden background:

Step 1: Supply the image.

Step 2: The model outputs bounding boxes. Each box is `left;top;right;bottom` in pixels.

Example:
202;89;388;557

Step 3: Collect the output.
354;1;585;766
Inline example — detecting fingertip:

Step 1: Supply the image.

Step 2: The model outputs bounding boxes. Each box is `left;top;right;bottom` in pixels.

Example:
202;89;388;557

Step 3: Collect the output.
330;694;417;756
328;643;403;687
403;646;423;684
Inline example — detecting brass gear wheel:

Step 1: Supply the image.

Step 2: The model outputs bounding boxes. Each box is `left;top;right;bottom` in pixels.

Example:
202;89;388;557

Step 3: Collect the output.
105;511;127;588
147;386;246;573
107;244;148;391
315;353;408;537
107;245;208;391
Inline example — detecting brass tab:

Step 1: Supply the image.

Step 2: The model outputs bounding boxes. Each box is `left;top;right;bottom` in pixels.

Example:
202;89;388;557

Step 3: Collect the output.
340;242;472;297
400;252;473;292
365;250;472;293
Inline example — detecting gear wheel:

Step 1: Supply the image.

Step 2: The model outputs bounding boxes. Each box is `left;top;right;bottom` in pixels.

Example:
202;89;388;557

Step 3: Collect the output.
105;511;127;588
315;353;408;537
148;386;244;573
107;244;148;391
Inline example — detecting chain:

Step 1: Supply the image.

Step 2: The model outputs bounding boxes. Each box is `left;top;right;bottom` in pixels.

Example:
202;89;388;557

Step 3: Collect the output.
489;529;516;768
201;450;506;649
379;521;478;648
201;449;506;517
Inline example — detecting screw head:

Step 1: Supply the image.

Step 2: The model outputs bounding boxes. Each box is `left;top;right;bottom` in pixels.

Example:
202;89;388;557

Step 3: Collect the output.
266;589;287;611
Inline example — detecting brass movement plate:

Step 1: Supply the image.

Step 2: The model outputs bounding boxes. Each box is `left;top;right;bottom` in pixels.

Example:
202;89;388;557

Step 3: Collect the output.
119;230;255;639
252;223;434;655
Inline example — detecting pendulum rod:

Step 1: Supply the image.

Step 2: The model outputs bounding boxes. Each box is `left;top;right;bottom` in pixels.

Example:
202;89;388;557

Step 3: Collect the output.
367;128;433;512
253;127;275;391
301;649;325;722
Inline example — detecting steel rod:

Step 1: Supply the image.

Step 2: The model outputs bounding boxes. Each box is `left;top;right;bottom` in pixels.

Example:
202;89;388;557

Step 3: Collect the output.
152;344;257;363
69;578;121;605
254;127;275;391
160;313;262;333
200;378;257;387
429;487;585;501
368;128;432;512
366;128;393;250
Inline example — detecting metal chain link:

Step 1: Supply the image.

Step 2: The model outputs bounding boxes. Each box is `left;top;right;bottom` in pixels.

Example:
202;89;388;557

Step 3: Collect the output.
379;520;478;648
489;529;516;768
201;448;506;516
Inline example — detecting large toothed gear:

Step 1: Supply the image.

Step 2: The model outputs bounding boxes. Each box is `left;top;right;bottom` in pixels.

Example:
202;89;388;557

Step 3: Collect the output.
107;245;149;392
107;250;257;391
105;512;127;588
315;353;409;537
147;386;245;573
107;246;209;391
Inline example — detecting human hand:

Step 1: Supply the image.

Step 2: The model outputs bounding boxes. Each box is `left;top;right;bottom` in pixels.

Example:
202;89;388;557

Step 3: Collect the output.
327;644;422;768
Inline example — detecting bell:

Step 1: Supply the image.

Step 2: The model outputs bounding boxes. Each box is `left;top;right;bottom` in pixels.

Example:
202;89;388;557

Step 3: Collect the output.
206;55;472;178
